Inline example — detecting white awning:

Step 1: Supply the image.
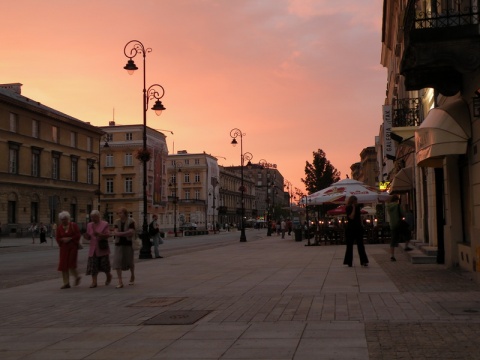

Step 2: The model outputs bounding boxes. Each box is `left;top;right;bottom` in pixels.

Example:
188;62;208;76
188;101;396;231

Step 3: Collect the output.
390;166;414;193
415;97;471;167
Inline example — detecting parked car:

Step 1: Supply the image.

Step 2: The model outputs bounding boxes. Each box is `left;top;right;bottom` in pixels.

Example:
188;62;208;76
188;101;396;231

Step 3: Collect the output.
180;222;197;230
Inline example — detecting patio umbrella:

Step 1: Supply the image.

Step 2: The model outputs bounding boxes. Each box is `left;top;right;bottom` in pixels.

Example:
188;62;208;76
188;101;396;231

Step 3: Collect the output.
326;205;368;216
304;178;391;205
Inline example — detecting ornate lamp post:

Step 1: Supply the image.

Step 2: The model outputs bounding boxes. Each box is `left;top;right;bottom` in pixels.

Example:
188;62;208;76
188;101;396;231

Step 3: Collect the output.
168;161;182;237
230;128;253;242
123;40;166;259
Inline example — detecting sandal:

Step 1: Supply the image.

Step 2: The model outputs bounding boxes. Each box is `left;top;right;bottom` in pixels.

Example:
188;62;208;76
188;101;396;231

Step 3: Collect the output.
129;276;135;285
75;277;81;286
60;284;71;289
116;284;124;289
105;274;112;286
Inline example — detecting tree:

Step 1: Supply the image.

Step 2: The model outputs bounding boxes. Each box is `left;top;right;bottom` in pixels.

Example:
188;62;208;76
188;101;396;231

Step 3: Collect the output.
301;149;341;194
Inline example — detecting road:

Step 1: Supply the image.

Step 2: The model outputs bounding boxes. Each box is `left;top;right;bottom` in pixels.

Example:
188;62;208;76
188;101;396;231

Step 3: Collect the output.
0;229;267;289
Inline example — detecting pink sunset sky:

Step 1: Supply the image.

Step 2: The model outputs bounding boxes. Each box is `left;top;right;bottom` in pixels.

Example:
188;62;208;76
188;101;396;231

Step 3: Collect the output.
2;0;385;195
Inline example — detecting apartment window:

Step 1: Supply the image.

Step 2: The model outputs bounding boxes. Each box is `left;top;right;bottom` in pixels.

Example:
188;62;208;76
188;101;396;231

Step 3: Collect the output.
106;178;114;194
185;190;190;200
31;148;42;177
125;153;133;166
195;190;200;199
32;120;39;138
125;177;133;193
170;174;176;184
9;113;18;132
126;133;133;141
194;158;200;165
105;154;114;167
8;200;17;224
71;157;78;182
87;136;92;152
52;126;58;143
8;142;20;174
52;152;61;180
106;133;113;142
194;173;200;183
70;132;77;148
87;159;95;184
184;159;190;165
184;173;190;183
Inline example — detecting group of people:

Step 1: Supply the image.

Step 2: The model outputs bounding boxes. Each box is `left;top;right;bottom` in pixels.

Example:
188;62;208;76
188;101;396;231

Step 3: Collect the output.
343;194;413;267
55;207;162;289
28;222;49;244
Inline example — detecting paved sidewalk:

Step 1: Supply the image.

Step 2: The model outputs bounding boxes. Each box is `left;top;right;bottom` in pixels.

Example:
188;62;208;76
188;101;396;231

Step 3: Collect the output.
1;232;480;359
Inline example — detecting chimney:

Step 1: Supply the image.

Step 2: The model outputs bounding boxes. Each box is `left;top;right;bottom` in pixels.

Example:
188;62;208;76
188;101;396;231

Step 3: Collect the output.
109;121;116;126
0;83;23;94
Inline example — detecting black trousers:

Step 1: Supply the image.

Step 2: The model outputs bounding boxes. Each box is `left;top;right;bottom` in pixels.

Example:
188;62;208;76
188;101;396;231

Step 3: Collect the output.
343;226;369;266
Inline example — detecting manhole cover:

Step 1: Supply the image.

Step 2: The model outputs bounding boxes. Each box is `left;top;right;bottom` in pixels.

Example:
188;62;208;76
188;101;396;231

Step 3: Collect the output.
129;297;186;307
144;310;211;325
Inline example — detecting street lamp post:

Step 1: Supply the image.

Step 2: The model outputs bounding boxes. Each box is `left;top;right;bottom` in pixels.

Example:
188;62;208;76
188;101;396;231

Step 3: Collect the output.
230;128;252;242
123;40;166;259
169;161;182;237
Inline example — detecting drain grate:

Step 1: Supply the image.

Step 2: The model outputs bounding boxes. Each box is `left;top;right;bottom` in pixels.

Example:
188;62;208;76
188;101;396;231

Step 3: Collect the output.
129;297;186;307
144;310;211;325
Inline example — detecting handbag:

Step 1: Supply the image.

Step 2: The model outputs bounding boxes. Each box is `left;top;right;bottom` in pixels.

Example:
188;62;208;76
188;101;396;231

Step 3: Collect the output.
132;237;142;251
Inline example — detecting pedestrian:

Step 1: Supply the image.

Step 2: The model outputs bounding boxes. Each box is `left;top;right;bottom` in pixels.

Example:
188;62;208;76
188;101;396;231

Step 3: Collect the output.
83;210;112;288
56;211;82;289
386;194;404;261
280;219;286;239
286;218;293;236
149;214;164;258
50;222;57;241
276;220;281;235
29;222;37;244
38;222;47;243
343;195;369;267
112;207;136;288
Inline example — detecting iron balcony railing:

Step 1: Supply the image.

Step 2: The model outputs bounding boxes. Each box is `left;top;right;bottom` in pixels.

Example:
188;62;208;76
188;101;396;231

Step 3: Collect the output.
392;97;423;127
404;0;480;46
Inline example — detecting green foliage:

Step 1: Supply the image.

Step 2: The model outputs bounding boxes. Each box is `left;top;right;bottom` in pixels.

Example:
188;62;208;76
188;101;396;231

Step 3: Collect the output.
301;149;341;194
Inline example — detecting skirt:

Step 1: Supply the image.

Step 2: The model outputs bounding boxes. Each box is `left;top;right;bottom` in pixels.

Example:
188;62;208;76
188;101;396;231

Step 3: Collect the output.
113;245;134;271
86;254;111;275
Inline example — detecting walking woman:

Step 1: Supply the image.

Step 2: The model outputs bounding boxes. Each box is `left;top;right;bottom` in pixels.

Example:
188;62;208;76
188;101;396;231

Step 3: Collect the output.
56;211;82;289
83;210;112;288
343;196;369;267
113;207;136;288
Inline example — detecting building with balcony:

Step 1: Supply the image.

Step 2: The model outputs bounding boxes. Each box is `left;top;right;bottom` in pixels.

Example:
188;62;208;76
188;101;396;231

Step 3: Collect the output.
0;83;104;235
381;0;480;277
166;151;220;231
98;122;169;226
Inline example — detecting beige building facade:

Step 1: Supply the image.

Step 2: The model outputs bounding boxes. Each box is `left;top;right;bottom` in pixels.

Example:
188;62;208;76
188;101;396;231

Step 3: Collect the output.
0;83;104;235
381;0;480;279
98;122;169;227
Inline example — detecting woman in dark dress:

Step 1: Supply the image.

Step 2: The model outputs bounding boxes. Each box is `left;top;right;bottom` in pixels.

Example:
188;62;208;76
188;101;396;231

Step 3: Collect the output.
343;196;369;267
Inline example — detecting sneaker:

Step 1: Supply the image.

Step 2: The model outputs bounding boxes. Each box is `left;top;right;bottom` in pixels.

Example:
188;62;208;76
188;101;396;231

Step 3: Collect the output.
390;257;396;262
405;247;413;251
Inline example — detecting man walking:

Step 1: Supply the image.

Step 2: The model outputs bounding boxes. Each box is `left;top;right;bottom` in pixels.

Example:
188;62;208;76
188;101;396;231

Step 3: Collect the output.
149;215;163;258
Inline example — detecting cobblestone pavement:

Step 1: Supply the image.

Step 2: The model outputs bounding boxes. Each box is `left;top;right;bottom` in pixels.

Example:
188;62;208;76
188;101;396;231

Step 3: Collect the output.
366;250;480;359
2;235;480;359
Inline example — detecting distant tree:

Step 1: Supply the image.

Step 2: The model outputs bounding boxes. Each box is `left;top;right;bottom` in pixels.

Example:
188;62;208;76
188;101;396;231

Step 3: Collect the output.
301;149;341;194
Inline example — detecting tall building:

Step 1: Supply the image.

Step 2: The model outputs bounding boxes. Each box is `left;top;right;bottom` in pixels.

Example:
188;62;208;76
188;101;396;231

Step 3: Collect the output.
98;122;169;226
0;83;104;235
381;0;480;278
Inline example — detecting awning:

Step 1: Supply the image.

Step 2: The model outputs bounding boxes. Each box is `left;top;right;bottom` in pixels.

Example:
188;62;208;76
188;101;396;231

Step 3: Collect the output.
415;97;471;167
390;166;414;193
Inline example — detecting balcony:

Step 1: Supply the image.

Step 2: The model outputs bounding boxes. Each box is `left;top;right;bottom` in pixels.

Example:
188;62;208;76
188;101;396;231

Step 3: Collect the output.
392;97;423;127
401;0;480;95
